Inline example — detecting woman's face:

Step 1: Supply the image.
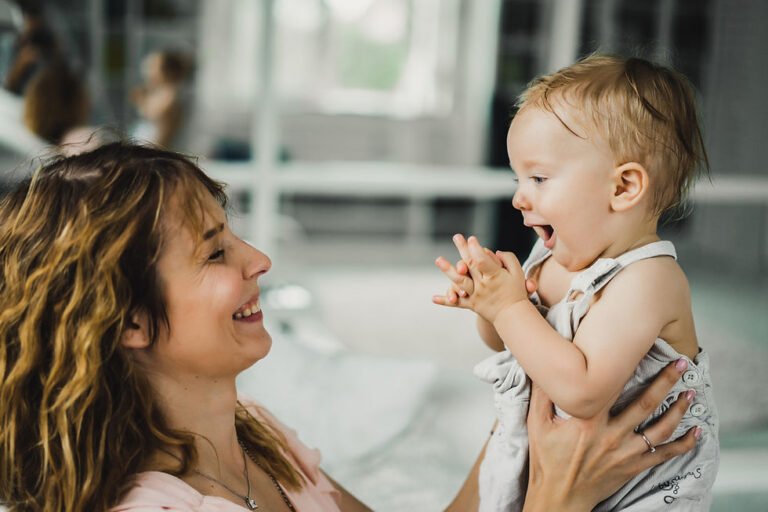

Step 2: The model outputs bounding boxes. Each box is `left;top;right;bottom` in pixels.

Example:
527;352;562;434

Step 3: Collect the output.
142;190;272;379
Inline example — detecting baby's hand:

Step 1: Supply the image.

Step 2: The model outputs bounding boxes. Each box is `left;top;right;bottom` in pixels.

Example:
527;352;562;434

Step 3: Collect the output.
432;255;473;306
461;236;529;322
433;234;502;307
432;233;485;307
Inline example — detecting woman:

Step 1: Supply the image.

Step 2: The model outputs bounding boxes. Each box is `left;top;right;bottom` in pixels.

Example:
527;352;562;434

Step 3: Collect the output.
0;143;696;511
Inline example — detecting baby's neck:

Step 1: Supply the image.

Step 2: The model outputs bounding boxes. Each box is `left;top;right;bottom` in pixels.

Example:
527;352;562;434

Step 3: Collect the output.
597;215;660;261
600;232;660;260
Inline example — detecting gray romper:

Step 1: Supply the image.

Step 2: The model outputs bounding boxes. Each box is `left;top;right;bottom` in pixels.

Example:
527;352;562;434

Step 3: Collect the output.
474;240;719;511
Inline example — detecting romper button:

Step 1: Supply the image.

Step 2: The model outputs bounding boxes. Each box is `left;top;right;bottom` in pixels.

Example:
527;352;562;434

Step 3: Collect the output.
690;403;707;417
682;370;700;386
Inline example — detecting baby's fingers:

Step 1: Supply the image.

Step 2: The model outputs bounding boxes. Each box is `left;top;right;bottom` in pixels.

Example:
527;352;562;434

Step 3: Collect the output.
495;250;523;272
452;234;471;262
467;236;501;275
432;286;461;307
435;256;473;294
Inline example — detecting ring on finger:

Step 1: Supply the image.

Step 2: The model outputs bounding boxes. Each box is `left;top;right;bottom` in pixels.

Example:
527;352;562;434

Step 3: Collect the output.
635;427;656;453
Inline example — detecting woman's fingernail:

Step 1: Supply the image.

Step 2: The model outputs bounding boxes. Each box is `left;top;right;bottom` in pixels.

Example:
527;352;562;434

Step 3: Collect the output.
675;359;688;372
694;427;702;440
685;390;696;403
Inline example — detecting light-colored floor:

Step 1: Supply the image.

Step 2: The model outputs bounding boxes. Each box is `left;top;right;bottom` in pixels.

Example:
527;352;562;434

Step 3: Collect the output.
261;236;768;510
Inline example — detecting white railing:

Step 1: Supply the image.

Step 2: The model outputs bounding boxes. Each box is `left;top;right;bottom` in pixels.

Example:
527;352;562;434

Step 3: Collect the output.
202;159;768;263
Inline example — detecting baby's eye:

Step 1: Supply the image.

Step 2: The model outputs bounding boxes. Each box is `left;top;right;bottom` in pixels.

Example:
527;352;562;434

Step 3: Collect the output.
208;249;225;261
531;176;547;184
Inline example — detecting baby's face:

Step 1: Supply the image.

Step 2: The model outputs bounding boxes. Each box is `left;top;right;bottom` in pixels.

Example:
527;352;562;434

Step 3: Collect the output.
506;103;620;271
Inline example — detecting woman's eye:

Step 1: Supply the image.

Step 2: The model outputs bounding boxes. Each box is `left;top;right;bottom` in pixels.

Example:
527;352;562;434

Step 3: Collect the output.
208;249;225;261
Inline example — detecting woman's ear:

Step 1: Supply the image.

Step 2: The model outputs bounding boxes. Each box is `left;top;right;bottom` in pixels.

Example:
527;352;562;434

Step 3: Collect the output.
120;310;151;350
610;162;649;212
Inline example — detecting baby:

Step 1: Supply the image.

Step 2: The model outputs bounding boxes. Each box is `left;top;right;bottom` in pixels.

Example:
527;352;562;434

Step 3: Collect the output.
434;55;718;511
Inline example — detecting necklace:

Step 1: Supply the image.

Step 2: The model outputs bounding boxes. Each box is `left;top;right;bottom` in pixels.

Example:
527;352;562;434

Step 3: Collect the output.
240;439;297;512
188;439;259;510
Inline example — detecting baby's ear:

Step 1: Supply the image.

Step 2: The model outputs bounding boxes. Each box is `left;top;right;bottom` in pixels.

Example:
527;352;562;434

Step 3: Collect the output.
120;310;151;350
610;162;649;212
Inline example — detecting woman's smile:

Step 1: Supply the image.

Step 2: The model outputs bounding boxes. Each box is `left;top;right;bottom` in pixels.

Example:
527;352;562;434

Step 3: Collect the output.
233;296;262;320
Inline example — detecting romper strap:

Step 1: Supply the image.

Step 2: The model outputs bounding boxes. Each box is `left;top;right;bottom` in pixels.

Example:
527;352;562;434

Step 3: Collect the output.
568;241;677;296
615;240;677;267
565;241;677;334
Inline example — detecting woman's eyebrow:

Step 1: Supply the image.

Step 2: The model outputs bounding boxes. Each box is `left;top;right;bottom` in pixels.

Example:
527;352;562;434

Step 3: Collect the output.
202;223;225;241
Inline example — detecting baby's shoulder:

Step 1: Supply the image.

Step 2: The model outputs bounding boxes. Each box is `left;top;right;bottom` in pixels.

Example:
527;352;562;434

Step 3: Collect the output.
603;255;691;307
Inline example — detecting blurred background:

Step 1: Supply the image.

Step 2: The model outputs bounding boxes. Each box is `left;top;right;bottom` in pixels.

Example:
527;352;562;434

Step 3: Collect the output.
0;0;765;510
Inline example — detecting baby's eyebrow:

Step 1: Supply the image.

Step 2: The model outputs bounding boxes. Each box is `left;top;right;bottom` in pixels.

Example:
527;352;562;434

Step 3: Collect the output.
202;223;225;241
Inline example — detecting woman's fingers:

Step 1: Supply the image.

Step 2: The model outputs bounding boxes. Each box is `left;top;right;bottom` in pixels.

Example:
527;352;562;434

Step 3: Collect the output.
641;428;698;469
611;359;699;476
617;360;687;432
642;390;696;446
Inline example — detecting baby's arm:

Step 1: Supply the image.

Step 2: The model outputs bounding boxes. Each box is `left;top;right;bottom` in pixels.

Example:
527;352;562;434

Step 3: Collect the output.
458;237;670;419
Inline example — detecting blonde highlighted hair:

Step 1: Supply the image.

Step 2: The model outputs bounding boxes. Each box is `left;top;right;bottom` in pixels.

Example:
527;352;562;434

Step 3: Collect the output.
0;142;302;511
518;54;709;216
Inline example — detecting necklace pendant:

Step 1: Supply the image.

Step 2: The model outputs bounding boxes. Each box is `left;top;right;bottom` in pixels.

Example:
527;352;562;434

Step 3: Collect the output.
245;497;258;510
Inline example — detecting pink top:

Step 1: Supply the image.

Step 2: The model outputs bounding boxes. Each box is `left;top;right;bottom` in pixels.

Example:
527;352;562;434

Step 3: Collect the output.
112;400;342;511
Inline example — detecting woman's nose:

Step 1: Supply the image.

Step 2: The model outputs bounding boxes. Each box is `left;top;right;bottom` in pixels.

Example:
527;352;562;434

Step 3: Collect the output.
241;241;271;280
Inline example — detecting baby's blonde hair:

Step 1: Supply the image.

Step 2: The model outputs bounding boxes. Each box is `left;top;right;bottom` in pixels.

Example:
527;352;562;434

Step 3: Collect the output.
518;54;709;217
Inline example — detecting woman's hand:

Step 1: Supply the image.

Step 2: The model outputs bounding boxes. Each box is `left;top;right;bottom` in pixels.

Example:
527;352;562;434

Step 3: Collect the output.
523;359;700;512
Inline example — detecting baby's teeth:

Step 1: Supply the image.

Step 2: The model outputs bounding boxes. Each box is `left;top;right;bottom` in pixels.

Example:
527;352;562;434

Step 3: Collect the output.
234;312;243;319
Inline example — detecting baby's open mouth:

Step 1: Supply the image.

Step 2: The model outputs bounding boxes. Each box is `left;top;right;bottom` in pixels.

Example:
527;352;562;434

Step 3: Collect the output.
233;298;261;319
532;225;556;249
533;224;553;240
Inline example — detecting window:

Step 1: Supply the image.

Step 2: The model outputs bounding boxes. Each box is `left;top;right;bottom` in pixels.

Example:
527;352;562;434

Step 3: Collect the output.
198;0;462;117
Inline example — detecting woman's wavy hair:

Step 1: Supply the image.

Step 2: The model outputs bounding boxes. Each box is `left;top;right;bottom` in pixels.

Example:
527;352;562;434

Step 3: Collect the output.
0;142;302;511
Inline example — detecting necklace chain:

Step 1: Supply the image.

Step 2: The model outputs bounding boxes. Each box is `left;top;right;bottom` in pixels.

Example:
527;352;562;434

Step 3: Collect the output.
183;437;296;511
240;438;297;512
189;438;258;510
